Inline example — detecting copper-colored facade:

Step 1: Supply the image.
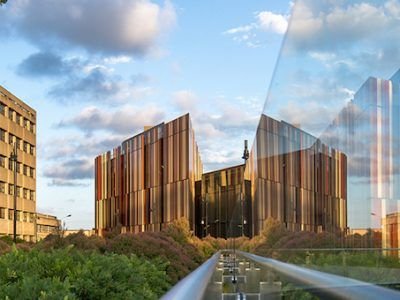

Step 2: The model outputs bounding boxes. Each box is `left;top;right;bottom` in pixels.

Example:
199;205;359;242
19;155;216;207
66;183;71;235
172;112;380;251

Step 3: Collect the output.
382;212;400;257
95;113;347;238
247;114;347;236
195;165;251;238
95;114;202;235
0;86;36;241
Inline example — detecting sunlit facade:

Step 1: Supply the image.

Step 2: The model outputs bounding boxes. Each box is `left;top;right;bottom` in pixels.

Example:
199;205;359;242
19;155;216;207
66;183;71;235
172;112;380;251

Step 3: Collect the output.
0;86;37;241
247;114;347;236
195;164;251;238
382;212;400;257
95;114;202;236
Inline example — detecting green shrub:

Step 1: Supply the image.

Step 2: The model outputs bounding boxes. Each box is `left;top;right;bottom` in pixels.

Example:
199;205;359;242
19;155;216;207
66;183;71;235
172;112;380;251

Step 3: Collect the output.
0;247;170;299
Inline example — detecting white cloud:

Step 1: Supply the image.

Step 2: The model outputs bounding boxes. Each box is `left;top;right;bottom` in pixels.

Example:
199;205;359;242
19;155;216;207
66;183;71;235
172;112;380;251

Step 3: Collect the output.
103;56;133;65
58;104;165;134
3;0;176;56
224;9;289;47
257;11;288;34
172;90;198;112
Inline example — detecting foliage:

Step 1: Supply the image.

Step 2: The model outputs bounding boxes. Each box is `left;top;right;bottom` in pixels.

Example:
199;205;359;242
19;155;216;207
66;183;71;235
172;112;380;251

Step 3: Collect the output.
0;0;7;6
0;247;170;299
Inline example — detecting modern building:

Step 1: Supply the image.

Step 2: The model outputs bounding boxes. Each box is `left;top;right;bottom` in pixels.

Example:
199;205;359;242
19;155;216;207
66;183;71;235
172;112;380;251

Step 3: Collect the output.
95;113;347;238
36;213;60;241
95;113;202;236
246;114;347;236
195;164;251;238
0;86;36;242
322;70;400;230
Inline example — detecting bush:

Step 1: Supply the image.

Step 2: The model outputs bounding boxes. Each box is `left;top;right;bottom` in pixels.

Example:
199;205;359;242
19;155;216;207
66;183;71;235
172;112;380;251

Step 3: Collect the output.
105;231;200;283
0;247;170;299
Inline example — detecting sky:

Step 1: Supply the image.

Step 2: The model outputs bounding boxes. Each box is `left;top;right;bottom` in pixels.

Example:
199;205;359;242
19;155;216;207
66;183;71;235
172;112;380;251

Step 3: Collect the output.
264;0;400;136
0;0;291;229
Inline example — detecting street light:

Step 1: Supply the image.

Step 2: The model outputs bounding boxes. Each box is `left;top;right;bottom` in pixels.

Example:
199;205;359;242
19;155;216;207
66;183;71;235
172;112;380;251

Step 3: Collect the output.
10;142;17;243
61;214;71;237
241;140;249;237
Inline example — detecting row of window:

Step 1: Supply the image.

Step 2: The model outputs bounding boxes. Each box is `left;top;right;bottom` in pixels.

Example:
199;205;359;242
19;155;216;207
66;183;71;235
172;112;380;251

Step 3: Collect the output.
0;208;35;222
0;130;35;155
37;224;58;233
0;155;35;178
0;182;35;200
0;102;36;133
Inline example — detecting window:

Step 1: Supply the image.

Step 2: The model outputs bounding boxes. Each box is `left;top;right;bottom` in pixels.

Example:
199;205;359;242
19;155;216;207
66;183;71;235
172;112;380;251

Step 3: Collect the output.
30;190;35;201
16;114;21;125
16;211;21;221
0;182;5;193
29;213;34;223
31;123;35;133
8;159;13;171
16;186;21;197
8;185;13;195
0;102;4;115
30;145;35;155
23;118;28;129
16;162;21;173
8;134;13;144
23;142;28;152
0;155;5;168
23;212;27;222
8;209;13;220
0;129;4;142
8;108;13;121
23;188;28;199
23;165;28;176
16;138;20;149
30;167;35;178
0;208;5;219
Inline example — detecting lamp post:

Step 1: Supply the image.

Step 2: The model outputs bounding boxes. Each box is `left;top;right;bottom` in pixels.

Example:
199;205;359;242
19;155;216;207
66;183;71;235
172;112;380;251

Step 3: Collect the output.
10;142;17;243
201;195;208;237
61;214;71;237
241;140;249;237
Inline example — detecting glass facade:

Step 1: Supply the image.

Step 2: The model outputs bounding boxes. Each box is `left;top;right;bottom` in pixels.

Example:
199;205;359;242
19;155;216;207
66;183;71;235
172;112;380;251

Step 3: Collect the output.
195;165;251;238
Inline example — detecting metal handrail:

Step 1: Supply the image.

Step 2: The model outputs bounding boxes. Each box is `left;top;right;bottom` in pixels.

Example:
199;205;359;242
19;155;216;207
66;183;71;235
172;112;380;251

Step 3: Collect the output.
238;251;400;300
161;251;220;300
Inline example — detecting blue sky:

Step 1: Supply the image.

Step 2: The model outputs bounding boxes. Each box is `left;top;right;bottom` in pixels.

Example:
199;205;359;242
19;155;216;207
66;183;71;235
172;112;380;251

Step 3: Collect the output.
0;0;290;229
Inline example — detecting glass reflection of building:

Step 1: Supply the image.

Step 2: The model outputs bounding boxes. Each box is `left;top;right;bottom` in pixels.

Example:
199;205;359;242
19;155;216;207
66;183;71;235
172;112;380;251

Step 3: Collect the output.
382;212;400;257
95;114;203;236
322;70;400;230
247;114;347;236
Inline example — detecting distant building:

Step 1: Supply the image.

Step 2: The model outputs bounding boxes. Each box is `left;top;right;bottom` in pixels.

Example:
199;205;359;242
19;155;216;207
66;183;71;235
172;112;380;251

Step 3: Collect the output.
195;164;251;238
95;114;203;236
0;86;36;242
382;212;400;257
36;213;60;241
63;229;95;237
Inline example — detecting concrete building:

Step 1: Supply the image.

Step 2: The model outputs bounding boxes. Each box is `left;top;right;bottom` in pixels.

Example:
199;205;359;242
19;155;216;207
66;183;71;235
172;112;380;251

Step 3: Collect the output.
0;86;36;241
36;213;60;241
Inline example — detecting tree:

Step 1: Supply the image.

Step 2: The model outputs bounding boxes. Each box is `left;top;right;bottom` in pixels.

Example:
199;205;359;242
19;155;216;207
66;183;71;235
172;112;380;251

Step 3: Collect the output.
0;0;7;5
